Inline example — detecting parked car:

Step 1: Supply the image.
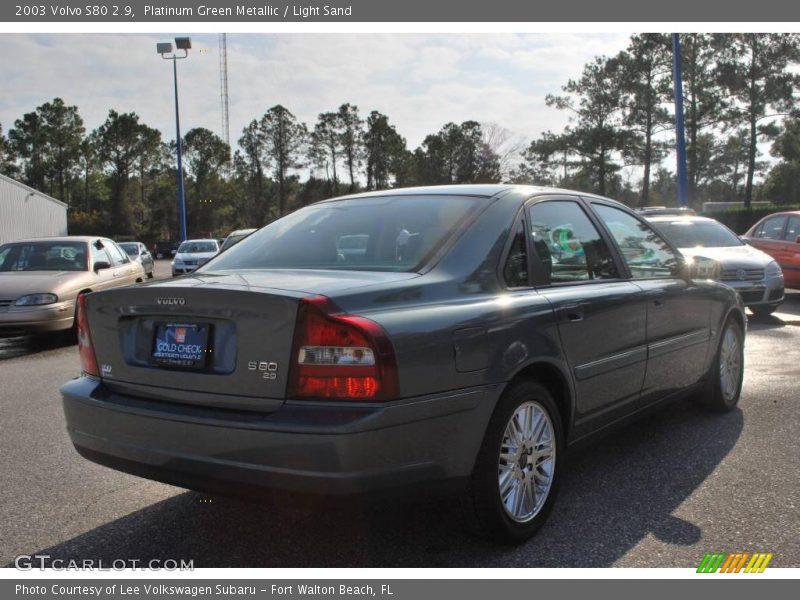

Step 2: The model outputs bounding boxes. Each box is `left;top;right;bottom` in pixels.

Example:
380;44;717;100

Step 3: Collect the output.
61;185;745;543
648;215;784;317
636;206;697;217
171;239;220;276
154;240;180;260
220;228;257;252
0;236;144;336
118;242;155;279
742;210;800;290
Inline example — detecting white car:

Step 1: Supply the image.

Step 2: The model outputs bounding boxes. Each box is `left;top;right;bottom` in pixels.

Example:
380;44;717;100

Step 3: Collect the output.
171;239;220;276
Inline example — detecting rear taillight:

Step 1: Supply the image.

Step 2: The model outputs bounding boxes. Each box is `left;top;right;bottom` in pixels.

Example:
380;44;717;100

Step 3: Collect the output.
76;294;99;377
288;296;399;402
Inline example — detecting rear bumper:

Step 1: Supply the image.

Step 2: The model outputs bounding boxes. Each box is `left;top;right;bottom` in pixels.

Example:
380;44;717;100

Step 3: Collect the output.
60;377;499;498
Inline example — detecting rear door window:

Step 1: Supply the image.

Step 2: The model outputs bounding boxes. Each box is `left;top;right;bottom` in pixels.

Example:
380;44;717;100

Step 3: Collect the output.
502;219;529;288
784;216;800;242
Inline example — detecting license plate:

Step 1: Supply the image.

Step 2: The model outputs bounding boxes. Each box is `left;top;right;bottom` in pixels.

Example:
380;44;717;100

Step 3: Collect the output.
151;322;210;369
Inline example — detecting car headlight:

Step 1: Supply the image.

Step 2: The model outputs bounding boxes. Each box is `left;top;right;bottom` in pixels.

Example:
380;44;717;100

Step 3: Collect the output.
766;261;783;277
15;293;58;306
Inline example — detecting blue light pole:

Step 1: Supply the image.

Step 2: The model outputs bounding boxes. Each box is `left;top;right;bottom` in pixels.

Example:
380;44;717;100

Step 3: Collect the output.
672;33;689;207
157;37;192;242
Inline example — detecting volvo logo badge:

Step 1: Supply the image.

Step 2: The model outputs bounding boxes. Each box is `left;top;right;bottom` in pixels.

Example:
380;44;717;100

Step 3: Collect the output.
156;297;186;306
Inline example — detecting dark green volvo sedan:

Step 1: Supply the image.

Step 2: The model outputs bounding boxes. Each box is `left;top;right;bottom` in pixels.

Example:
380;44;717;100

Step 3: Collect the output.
61;185;745;542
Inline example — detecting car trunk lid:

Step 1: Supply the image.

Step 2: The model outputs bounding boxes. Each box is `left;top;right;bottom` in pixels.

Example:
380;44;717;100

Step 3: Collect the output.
84;269;417;412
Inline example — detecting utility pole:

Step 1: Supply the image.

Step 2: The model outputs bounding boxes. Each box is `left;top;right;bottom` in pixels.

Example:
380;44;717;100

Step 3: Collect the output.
157;37;192;242
672;33;689;207
219;33;230;148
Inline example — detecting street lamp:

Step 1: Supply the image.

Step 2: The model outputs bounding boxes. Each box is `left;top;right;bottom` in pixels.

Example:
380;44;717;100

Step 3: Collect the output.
157;37;192;242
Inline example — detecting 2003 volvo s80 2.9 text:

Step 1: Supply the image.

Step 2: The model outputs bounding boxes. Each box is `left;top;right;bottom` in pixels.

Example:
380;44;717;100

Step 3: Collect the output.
61;185;745;542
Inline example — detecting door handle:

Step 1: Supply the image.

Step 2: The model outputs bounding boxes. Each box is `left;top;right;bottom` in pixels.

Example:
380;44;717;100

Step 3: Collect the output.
557;304;584;323
653;299;664;308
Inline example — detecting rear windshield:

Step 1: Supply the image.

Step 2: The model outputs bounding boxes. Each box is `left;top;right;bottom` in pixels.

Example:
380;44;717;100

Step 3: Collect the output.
0;242;88;272
178;241;218;254
205;195;483;272
653;220;742;248
119;243;139;256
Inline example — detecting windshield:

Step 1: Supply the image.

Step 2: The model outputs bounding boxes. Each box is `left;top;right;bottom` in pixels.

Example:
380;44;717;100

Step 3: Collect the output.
119;243;139;256
653;220;743;248
206;195;483;273
0;241;88;272
221;234;250;252
178;241;218;254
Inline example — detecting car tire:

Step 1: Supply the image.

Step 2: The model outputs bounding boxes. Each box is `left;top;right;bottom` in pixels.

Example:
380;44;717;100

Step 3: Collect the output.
750;304;778;318
461;380;563;543
147;269;154;279
697;317;744;413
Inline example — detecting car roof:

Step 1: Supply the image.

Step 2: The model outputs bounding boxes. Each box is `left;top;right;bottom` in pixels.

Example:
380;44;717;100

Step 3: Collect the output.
314;184;628;206
758;210;800;217
180;238;218;243
227;229;257;236
1;235;105;244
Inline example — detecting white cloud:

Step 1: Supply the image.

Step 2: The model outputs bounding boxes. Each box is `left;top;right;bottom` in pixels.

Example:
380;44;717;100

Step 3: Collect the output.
0;32;631;151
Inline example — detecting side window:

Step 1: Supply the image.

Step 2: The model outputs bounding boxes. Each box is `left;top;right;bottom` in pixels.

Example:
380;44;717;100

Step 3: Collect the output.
783;216;800;242
90;241;110;267
527;201;619;285
105;241;129;266
503;219;529;287
757;216;787;240
593;204;680;279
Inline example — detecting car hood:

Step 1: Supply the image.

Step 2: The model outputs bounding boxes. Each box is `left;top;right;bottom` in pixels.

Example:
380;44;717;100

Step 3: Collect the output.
678;244;775;269
163;268;420;296
0;271;90;300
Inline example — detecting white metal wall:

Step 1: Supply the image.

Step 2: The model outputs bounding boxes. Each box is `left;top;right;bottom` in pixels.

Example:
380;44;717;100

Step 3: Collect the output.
0;174;68;245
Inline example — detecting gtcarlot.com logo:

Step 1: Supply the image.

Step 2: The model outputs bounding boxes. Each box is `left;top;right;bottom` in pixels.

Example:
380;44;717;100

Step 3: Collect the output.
697;552;773;573
14;554;194;571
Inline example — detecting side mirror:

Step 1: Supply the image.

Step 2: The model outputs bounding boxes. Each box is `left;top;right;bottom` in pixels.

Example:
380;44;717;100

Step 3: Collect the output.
795;235;800;244
93;260;111;272
739;236;751;245
684;255;719;280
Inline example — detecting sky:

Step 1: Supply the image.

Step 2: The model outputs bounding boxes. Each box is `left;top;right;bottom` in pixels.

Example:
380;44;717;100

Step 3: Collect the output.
0;33;632;153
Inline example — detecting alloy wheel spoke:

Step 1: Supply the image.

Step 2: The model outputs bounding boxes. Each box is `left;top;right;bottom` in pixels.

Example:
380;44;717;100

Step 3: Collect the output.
498;401;556;522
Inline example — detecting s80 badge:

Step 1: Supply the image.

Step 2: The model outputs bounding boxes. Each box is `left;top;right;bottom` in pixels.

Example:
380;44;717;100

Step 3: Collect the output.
248;361;278;380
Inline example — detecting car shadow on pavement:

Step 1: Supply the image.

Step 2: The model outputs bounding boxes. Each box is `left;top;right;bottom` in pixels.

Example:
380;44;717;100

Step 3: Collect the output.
0;333;74;361
19;398;743;568
747;290;800;331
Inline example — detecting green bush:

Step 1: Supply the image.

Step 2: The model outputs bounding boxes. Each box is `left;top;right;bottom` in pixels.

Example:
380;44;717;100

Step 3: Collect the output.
701;204;800;234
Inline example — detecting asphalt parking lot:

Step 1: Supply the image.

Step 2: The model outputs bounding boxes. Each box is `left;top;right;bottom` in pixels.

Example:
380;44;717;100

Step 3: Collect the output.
1;263;798;568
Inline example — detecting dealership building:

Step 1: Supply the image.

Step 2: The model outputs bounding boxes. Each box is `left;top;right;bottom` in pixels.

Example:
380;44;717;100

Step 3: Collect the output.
0;173;68;245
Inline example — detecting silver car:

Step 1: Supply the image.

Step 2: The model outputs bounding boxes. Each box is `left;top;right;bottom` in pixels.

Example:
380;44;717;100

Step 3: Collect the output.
171;239;220;276
649;215;784;316
118;242;155;279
